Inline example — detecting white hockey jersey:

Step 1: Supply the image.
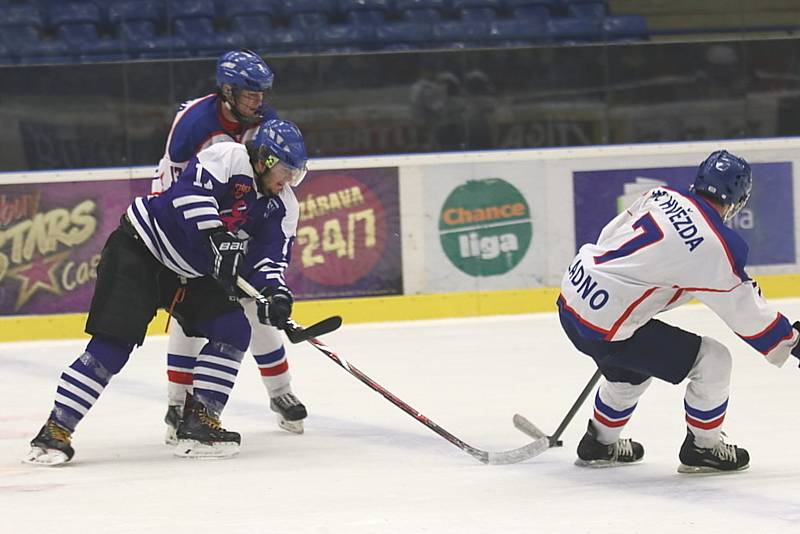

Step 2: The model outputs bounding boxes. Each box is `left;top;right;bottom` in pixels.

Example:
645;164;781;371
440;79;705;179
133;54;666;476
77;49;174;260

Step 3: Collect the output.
559;186;797;367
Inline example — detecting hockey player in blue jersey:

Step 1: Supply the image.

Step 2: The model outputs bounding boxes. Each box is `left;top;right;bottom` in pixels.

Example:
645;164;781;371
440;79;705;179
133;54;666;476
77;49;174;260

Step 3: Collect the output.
558;150;800;473
153;49;309;439
23;119;308;465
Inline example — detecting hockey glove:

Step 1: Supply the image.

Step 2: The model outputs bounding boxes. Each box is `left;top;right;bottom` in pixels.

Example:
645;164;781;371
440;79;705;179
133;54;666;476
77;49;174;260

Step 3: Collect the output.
208;229;246;298
792;322;800;365
257;285;293;329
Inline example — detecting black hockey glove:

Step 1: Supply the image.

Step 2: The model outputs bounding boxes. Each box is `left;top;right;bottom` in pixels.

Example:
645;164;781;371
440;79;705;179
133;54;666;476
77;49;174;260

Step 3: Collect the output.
791;322;800;366
257;285;293;329
207;228;246;298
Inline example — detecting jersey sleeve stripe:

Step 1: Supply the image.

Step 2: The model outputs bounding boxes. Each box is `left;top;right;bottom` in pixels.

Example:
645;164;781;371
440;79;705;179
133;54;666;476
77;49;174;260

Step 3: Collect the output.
173;195;219;209
736;313;795;355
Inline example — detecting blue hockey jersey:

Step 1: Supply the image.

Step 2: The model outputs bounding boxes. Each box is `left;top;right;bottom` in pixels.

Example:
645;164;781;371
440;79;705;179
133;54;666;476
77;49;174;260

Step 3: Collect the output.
152;93;278;194
129;142;260;279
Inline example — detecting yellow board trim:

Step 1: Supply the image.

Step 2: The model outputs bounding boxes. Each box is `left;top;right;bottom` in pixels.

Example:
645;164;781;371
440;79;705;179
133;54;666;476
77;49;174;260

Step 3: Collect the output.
2;273;799;343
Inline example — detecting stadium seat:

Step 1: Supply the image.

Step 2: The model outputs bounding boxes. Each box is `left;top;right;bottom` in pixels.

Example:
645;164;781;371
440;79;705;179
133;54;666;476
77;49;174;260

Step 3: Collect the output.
108;0;163;41
226;0;278;37
0;4;44;58
338;0;390;26
548;16;602;42
565;0;607;19
50;2;104;49
432;20;492;48
489;17;550;46
373;21;433;50
168;0;217;39
316;23;377;52
451;0;501;22
396;0;446;23
284;0;335;30
505;0;555;20
603;14;648;41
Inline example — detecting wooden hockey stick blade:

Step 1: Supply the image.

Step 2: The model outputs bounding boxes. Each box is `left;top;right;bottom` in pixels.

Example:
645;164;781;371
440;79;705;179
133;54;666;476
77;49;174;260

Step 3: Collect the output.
284;316;343;344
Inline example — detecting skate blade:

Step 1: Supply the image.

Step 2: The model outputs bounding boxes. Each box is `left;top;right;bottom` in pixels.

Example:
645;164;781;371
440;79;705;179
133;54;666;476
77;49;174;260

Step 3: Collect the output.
277;417;304;434
174;439;239;459
22;447;70;466
575;458;642;468
165;427;178;446
677;463;750;475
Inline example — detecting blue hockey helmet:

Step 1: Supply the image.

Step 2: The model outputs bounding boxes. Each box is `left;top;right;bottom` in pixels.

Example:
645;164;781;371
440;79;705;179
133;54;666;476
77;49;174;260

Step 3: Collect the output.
215;49;274;125
691;149;752;221
249;119;309;189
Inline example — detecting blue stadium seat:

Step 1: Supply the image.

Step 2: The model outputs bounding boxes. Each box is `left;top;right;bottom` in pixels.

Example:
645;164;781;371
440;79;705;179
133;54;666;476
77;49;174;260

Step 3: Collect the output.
284;0;335;30
0;4;44;58
451;0;501;22
108;1;163;41
338;0;390;26
316;23;377;52
490;17;550;45
505;0;555;20
19;39;75;65
432;20;491;48
50;2;104;50
396;0;446;23
565;0;607;19
168;0;217;38
226;0;278;37
256;27;310;53
603;14;648;41
548;16;602;42
373;21;433;50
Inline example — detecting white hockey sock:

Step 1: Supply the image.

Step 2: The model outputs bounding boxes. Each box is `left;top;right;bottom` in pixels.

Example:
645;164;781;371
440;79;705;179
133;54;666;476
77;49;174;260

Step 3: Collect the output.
684;336;731;448
166;323;204;406
591;377;652;445
253;346;292;398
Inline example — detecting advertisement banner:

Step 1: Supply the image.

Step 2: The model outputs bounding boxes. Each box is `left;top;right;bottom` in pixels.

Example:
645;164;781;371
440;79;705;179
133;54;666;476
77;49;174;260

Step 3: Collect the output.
573;162;795;265
421;161;552;293
286;167;402;300
0;179;151;316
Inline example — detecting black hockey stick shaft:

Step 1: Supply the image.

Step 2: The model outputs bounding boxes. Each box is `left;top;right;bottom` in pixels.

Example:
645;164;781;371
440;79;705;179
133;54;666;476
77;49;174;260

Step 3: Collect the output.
549;368;602;446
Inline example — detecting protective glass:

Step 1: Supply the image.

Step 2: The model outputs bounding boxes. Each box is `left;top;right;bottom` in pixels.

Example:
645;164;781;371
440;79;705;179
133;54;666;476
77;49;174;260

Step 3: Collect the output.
266;155;308;187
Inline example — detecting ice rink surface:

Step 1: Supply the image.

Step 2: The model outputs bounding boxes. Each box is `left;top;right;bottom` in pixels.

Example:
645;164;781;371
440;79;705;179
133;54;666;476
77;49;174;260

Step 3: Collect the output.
3;300;800;534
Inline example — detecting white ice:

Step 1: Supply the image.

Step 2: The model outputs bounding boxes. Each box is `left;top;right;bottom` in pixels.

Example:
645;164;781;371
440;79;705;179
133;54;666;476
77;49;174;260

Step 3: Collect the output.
3;300;800;534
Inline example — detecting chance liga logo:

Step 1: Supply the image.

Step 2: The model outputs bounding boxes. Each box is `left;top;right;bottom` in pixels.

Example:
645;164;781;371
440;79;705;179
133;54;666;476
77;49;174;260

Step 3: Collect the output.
438;178;532;276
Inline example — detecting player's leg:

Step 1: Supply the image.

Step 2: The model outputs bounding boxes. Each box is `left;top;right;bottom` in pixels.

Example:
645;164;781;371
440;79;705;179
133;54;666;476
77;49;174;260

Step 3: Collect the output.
244;299;307;434
678;336;749;473
25;227;159;465
163;323;205;445
171;278;251;458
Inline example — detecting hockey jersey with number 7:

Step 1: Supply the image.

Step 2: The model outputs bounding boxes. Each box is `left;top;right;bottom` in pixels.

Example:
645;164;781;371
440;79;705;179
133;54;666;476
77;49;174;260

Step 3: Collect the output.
558;186;797;367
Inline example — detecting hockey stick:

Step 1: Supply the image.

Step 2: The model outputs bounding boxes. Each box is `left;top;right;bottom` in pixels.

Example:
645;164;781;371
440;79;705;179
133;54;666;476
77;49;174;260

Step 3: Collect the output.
300;334;550;465
513;368;603;449
236;277;342;344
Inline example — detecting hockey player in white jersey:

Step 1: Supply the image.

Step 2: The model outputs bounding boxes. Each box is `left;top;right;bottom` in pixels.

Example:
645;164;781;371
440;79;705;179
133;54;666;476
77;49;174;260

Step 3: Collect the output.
558;150;800;473
23;121;306;465
154;49;309;439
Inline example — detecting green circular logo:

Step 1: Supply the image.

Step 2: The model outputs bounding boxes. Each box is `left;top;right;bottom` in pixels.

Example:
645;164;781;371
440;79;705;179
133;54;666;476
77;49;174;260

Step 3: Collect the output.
439;178;532;276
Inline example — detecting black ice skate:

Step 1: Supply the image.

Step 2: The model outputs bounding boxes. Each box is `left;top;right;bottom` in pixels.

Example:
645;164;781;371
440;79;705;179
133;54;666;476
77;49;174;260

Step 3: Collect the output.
677;429;749;474
270;392;307;434
164;404;183;446
174;397;240;459
23;418;75;466
575;420;644;467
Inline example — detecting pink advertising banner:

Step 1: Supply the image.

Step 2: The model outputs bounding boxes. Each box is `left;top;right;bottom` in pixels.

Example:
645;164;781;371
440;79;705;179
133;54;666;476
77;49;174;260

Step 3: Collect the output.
0;178;151;316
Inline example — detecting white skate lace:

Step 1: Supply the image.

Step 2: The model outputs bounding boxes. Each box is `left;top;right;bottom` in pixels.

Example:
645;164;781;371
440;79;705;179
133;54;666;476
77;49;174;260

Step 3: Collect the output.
613;439;634;460
711;440;737;462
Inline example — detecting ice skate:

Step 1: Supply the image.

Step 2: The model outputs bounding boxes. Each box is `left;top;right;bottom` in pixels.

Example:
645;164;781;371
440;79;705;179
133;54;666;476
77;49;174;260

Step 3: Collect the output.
164;404;183;446
575;420;644;467
23;418;75;466
677;429;749;474
174;398;240;459
270;392;307;434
